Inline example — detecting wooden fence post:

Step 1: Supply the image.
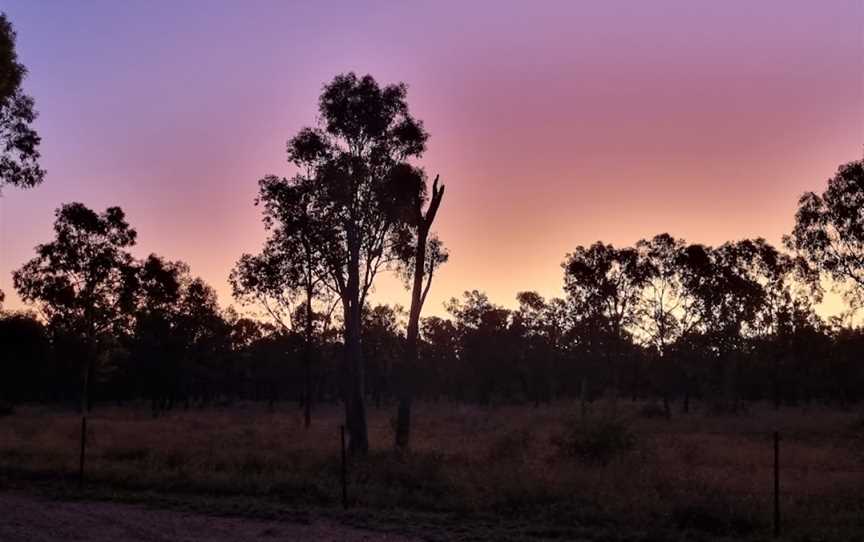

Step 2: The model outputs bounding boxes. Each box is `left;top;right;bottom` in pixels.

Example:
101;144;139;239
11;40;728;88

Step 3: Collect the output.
78;415;87;489
340;424;348;509
773;431;781;538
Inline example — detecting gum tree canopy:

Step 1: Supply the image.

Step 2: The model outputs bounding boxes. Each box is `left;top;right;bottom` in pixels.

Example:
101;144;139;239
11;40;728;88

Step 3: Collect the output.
264;73;429;454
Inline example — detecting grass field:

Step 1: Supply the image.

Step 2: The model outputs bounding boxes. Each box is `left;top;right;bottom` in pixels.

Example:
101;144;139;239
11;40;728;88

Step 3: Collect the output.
2;400;864;541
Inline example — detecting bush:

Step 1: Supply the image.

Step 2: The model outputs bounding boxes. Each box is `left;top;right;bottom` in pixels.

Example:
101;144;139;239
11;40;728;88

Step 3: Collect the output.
0;400;14;416
551;415;636;466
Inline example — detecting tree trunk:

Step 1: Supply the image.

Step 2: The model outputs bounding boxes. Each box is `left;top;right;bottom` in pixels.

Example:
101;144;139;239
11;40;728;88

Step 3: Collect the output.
344;236;368;456
395;228;426;449
395;176;443;450
303;280;314;429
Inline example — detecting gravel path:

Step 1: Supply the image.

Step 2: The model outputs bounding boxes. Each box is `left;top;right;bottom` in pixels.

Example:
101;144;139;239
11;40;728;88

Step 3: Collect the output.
0;492;419;541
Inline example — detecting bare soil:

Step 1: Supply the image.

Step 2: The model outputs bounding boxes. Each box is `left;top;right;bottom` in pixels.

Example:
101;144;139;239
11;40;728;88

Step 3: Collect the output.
0;492;419;542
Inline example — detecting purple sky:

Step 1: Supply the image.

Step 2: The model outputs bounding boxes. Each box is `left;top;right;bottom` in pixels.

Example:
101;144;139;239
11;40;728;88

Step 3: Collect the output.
1;1;862;317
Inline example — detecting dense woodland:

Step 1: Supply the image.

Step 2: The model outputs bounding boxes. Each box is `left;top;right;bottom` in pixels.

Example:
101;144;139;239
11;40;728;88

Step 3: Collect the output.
1;10;864;456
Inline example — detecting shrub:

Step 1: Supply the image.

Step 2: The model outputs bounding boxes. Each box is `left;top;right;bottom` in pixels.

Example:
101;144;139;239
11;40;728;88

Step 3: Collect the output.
0;401;14;416
551;415;636;466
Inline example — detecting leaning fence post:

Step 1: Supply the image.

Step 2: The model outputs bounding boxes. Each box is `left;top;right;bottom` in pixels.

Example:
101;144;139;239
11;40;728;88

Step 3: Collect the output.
773;430;781;538
340;424;348;509
78;415;87;489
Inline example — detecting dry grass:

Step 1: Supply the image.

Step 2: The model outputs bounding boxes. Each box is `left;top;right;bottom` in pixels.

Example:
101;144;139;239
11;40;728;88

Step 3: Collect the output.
2;400;864;540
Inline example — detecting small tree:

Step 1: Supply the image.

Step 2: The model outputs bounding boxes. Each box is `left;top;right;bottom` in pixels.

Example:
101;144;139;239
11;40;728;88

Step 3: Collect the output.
231;184;333;426
14;203;138;412
14;203;137;482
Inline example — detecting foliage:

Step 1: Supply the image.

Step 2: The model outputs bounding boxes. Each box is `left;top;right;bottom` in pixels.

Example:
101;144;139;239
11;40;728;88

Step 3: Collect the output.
786;157;864;310
0;13;43;191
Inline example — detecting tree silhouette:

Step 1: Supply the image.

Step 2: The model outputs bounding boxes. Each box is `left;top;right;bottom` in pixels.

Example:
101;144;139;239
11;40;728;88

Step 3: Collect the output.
632;234;692;408
563;243;646;399
677;242;765;410
446;290;514;404
786;157;864;313
127;254;187;416
512;291;568;405
13;204;138;406
232;175;334;427
13;203;137;478
280;73;429;454
0;13;44;193
391;167;446;449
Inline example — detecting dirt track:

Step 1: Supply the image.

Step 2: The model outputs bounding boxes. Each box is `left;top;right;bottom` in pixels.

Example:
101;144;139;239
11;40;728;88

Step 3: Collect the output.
0;492;418;542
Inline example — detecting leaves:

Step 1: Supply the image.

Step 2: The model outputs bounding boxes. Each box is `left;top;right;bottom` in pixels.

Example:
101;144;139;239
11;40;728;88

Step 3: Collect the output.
786;157;864;310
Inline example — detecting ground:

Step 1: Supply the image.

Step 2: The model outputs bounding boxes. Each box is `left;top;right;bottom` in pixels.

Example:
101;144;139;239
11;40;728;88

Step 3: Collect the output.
0;492;418;542
2;400;864;540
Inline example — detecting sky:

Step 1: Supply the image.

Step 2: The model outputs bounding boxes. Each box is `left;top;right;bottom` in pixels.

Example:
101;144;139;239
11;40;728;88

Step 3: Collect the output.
0;1;862;319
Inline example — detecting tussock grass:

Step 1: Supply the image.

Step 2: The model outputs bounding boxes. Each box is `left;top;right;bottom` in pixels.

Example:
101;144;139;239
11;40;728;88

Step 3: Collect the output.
2;400;864;539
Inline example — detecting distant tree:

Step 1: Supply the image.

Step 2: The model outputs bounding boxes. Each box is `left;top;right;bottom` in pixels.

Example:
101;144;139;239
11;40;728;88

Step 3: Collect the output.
0;12;44;193
232;175;332;427
127;254;186;416
634;235;692;357
391;167;446;448
13;203;138;414
418;316;459;399
632;234;696;410
447;290;514;403
732;239;821;407
174;277;231;403
512;291;568;405
563;242;647;398
362;303;405;408
786;158;864;313
281;73;429;454
676;242;765;410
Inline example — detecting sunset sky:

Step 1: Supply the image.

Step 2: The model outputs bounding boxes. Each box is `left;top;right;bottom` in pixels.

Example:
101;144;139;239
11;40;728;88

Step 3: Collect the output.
0;1;862;318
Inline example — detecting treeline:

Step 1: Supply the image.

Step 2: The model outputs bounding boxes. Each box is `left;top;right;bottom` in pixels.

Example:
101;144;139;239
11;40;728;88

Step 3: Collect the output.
2;229;864;413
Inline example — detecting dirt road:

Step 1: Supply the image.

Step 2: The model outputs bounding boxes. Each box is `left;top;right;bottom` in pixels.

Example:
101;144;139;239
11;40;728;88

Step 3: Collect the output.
0;492;419;542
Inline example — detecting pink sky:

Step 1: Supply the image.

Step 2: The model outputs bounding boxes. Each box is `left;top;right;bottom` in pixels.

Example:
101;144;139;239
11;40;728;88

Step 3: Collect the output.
0;1;862;317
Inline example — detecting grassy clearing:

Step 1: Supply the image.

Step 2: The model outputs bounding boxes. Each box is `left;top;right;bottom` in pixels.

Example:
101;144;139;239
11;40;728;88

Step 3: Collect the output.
2;400;864;540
